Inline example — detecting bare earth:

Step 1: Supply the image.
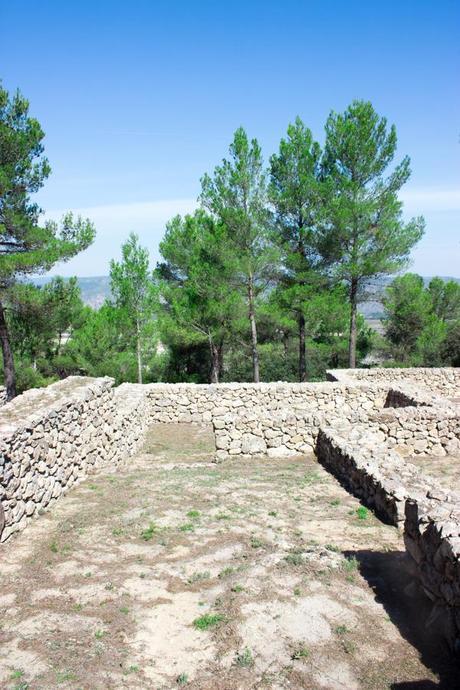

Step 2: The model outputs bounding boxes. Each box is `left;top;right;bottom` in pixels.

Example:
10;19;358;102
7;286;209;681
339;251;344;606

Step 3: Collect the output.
0;424;457;689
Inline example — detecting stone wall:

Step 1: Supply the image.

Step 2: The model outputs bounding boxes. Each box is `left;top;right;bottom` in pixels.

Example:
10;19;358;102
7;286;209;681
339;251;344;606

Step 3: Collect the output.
145;381;387;460
0;377;150;542
405;496;460;651
328;367;460;398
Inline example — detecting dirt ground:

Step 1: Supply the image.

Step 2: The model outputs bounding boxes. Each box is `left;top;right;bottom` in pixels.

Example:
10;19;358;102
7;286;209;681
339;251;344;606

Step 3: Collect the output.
0;424;458;690
408;454;460;492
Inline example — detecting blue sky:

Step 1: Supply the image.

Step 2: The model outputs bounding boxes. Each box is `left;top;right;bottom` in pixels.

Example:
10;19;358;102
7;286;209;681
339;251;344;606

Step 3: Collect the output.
2;0;459;277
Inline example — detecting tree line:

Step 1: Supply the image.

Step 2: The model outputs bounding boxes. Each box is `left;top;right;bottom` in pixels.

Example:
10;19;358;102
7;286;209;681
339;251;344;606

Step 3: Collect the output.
3;81;457;399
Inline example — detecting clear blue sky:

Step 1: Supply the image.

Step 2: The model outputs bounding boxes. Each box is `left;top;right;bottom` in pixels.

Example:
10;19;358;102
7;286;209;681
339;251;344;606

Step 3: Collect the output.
2;0;459;276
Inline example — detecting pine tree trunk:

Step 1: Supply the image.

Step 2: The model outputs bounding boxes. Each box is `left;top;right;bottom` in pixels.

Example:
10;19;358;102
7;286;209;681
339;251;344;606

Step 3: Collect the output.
136;319;143;384
209;341;219;383
298;313;306;382
348;278;358;368
248;277;260;383
218;341;224;380
0;301;16;400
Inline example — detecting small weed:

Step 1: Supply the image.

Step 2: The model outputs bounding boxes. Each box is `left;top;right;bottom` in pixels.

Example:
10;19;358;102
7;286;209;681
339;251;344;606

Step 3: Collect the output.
335;624;349;635
302;471;322;486
141;522;157;541
186;510;200;519
73;603;83;612
84;571;92;578
177;673;189;685
187;571;211;584
231;584;244;593
49;541;58;553
112;527;124;536
10;670;24;680
268;510;277;517
330;498;340;506
325;544;340;553
139;572;146;579
341;638;357;654
179;523;195;532
218;566;234;579
291;646;309;660
293;586;301;596
193;613;224;630
356;506;369;520
216;513;231;521
124;664;139;675
94;629;106;639
284;553;304;566
56;671;77;683
250;536;265;549
343;556;358;573
119;606;129;614
235;647;254;668
104;582;114;591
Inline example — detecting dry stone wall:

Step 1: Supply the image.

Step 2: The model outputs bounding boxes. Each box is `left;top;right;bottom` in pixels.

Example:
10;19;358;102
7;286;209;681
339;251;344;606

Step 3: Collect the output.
328;367;460;399
0;377;150;542
144;382;387;460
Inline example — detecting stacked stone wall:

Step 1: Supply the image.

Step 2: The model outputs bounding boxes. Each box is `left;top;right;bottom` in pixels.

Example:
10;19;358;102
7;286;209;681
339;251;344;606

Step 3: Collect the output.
0;377;150;542
328;367;460;398
145;382;387;460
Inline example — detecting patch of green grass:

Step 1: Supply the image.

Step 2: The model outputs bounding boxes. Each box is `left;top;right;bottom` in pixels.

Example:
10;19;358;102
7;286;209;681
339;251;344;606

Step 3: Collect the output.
179;523;195;532
49;540;58;553
192;613;224;630
186;510;200;519
250;536;265;549
343;556;358;573
356;506;369;520
291;645;309;660
284;553;304;566
302;471;323;486
123;664;140;675
112;527;124;536
56;671;77;683
176;672;189;685
330;498;340;506
10;670;24;680
335;624;349;635
235;647;254;668
218;566;235;579
231;584;244;593
325;544;340;553
140;522;157;541
187;570;211;584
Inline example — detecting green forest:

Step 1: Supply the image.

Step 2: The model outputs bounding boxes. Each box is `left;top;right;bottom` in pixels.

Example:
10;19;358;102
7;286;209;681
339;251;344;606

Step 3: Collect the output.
1;83;459;399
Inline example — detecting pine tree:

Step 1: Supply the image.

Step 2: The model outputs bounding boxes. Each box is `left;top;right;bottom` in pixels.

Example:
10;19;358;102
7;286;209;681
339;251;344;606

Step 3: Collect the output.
0;84;95;398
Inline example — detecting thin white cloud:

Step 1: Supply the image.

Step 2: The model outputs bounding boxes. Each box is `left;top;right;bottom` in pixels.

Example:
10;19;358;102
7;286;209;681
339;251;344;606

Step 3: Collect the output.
42;198;197;277
400;187;460;212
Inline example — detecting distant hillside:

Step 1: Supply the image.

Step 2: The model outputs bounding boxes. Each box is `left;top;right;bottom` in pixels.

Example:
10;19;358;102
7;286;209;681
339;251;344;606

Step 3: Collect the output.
360;275;460;320
31;274;460;315
32;276;111;308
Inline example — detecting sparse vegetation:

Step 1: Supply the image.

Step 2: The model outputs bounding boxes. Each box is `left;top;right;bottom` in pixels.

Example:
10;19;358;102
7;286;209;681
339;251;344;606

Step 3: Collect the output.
192;613;225;630
235;647;254;668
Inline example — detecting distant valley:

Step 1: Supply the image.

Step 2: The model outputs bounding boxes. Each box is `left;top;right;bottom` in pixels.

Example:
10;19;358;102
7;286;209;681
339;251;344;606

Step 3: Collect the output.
32;274;460;320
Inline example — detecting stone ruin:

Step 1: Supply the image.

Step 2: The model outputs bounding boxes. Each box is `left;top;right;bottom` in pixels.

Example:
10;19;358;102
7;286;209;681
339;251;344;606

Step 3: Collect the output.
0;367;459;651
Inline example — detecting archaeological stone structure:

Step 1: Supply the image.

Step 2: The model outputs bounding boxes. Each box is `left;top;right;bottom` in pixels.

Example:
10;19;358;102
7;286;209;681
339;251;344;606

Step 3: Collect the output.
0;367;459;651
